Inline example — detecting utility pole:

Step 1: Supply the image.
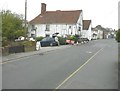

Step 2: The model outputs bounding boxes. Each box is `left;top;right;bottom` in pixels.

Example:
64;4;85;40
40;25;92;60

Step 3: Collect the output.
25;0;27;38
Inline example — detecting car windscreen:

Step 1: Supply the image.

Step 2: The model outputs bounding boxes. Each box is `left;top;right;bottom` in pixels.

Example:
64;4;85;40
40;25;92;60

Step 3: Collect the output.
42;37;54;41
42;38;48;41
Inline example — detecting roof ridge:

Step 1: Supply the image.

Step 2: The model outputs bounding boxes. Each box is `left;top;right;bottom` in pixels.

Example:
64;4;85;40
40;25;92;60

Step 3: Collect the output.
46;10;82;12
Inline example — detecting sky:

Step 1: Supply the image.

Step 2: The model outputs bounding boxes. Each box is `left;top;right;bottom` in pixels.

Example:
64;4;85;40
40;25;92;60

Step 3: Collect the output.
0;0;119;30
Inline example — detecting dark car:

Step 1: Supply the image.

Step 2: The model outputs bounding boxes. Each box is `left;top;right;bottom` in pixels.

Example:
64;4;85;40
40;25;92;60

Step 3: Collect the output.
40;37;58;47
78;38;89;43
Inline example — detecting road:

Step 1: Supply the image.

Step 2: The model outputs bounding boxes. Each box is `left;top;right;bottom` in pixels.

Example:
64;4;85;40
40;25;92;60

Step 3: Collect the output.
2;39;118;89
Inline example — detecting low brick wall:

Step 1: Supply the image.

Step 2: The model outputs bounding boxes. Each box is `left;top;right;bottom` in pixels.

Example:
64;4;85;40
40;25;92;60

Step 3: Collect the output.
24;45;36;52
2;45;36;56
2;47;9;56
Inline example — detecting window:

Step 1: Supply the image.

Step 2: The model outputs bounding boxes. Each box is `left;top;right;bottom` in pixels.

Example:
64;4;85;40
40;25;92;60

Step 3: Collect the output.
78;27;81;31
45;34;50;37
46;24;50;31
69;26;71;29
31;34;35;38
32;25;35;29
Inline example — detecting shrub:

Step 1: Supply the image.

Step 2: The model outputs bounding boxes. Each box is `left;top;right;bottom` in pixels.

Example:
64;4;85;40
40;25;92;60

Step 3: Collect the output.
66;35;77;43
116;29;120;42
35;36;44;41
2;37;9;47
58;37;66;45
21;41;36;46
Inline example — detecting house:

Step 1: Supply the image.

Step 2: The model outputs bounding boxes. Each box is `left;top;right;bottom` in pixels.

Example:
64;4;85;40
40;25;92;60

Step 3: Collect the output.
91;25;104;39
91;28;97;40
92;26;116;40
81;20;92;40
105;28;116;38
28;3;83;38
96;25;103;39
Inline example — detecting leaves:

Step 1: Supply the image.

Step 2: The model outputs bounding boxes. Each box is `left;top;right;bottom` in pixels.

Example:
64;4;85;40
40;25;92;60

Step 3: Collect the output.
116;29;120;42
2;10;24;41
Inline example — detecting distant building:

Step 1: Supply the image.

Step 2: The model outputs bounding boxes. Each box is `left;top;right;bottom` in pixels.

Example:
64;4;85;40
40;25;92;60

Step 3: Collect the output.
94;25;104;39
92;25;116;39
91;28;98;40
28;3;83;38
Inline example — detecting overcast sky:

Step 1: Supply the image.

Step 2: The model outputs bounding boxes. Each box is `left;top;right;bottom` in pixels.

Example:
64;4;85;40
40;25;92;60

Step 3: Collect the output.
0;0;119;29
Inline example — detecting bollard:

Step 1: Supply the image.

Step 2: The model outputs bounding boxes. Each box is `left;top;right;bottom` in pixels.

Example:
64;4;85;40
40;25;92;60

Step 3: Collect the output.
76;41;78;46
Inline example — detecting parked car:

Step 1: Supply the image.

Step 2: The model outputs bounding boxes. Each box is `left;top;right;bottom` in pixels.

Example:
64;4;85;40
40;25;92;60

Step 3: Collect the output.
78;38;89;43
40;37;59;47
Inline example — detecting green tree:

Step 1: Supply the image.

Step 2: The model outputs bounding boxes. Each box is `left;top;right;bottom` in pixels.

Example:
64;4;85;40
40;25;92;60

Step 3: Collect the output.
2;10;24;41
14;29;26;39
116;29;120;42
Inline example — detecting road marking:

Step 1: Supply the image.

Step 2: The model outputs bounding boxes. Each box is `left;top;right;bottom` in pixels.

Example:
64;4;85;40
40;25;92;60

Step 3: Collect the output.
55;48;103;89
86;51;92;54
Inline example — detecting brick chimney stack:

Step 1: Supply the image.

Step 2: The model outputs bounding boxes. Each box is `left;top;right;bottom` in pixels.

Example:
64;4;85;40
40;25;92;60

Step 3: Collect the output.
41;3;46;14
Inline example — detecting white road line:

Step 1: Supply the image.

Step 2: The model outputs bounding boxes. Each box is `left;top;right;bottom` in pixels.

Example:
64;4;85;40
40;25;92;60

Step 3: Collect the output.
55;48;103;89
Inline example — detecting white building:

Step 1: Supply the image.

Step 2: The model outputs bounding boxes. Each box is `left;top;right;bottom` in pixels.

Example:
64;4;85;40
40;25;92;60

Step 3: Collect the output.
92;25;105;39
28;3;83;38
91;28;98;40
81;20;92;40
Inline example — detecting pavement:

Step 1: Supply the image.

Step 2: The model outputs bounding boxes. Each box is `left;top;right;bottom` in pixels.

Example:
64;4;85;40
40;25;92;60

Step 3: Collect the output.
2;45;71;63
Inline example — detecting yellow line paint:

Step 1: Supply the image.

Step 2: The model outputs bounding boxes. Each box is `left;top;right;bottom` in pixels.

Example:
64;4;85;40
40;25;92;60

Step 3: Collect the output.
55;48;103;89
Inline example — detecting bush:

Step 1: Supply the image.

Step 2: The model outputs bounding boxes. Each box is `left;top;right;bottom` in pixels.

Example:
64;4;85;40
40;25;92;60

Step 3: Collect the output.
66;35;77;43
35;36;44;41
116;29;120;42
21;41;36;46
2;37;12;47
58;37;66;45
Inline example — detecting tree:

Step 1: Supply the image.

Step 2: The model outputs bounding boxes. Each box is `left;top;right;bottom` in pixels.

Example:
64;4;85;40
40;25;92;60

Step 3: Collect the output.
116;29;120;42
2;10;25;41
14;29;26;39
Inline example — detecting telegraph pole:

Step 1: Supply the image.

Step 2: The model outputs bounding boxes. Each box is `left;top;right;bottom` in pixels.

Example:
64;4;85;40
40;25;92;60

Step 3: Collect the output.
25;0;27;38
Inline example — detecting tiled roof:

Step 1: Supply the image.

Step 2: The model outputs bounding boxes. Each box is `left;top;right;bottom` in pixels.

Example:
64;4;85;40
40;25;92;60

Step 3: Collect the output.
30;10;82;24
83;20;91;30
92;28;98;31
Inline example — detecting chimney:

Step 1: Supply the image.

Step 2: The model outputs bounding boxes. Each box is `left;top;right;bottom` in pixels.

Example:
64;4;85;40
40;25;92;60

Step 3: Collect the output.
41;3;46;14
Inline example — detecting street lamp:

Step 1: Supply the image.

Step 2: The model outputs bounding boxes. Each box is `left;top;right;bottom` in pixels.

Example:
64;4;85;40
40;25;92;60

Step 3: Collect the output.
25;0;27;39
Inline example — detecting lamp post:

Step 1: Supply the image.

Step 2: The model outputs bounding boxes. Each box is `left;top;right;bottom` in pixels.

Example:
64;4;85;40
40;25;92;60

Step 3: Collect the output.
25;0;27;39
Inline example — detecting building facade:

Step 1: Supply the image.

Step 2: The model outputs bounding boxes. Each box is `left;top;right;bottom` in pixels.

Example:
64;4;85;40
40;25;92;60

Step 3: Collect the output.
28;3;83;38
81;20;92;40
